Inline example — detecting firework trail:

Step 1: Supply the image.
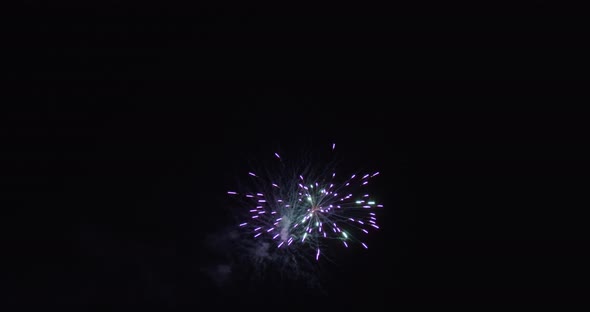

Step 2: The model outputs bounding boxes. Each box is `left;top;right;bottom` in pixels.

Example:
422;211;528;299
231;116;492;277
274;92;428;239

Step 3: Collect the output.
227;143;383;267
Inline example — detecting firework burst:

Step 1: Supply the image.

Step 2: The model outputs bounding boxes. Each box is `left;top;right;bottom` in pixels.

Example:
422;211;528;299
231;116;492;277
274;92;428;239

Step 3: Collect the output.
227;143;383;265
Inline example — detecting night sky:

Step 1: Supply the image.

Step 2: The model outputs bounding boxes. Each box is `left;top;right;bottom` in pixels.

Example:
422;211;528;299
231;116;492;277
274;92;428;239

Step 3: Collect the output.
3;1;589;308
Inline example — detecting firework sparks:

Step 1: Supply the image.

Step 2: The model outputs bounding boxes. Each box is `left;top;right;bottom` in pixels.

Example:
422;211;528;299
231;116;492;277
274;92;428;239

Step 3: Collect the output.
228;143;382;263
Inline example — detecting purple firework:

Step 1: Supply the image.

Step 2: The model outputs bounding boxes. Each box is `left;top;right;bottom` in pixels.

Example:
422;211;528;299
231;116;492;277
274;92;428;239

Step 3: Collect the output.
227;143;382;262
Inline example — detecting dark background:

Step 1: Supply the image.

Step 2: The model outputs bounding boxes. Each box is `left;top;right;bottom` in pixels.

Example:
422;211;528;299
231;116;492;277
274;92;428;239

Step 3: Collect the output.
2;1;589;308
